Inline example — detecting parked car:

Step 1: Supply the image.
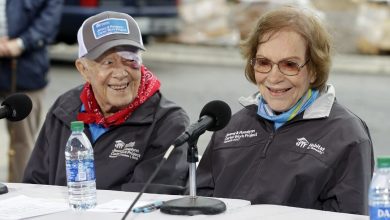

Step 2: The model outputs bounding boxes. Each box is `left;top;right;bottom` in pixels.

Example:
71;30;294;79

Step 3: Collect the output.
56;0;180;44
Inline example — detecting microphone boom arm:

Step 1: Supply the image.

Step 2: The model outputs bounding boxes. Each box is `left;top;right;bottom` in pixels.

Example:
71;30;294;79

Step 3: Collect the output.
174;116;213;147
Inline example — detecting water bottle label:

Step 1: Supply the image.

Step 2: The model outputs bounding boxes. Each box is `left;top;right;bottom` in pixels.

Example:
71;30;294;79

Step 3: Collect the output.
370;206;390;220
66;159;96;182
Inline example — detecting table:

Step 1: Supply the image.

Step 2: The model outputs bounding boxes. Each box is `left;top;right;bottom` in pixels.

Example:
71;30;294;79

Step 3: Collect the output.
0;183;368;220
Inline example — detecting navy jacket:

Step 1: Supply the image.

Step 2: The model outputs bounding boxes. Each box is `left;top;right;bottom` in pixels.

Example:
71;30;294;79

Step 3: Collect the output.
0;0;63;91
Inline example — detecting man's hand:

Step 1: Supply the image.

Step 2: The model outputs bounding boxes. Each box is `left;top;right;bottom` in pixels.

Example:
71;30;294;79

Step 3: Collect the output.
0;37;23;58
0;36;10;57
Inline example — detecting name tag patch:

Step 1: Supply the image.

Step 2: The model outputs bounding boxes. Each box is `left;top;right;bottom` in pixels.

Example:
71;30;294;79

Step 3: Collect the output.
92;18;129;39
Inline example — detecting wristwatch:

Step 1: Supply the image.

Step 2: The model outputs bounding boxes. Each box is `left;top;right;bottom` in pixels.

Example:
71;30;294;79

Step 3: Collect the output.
16;37;25;51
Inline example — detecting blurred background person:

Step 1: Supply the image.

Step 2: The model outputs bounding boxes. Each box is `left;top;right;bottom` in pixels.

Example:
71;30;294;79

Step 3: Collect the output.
0;0;63;182
23;11;190;194
196;6;373;215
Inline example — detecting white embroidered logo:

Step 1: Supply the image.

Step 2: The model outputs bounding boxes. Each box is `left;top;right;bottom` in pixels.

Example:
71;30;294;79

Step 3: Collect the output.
296;137;325;155
224;130;257;143
115;140;125;149
296;137;309;148
109;140;141;160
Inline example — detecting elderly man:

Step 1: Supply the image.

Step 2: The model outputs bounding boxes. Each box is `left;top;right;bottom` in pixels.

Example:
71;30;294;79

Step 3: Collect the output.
23;11;189;194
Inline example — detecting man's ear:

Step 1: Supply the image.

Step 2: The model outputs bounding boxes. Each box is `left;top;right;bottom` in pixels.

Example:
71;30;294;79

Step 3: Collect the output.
75;58;90;82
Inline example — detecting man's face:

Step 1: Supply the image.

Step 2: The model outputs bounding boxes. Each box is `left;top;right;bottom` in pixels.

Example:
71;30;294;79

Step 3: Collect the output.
76;47;142;116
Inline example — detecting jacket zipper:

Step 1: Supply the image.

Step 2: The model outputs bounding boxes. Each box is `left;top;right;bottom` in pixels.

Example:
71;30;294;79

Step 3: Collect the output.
262;132;274;157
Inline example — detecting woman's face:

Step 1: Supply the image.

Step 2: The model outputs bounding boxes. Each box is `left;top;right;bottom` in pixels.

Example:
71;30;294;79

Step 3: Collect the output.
255;30;315;112
77;48;142;116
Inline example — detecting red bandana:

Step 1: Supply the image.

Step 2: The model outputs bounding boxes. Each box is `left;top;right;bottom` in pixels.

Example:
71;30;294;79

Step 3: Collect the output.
77;65;161;128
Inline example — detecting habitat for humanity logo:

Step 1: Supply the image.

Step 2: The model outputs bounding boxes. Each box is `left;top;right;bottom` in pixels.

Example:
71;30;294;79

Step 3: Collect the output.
109;140;141;160
296;137;325;155
224;130;257;143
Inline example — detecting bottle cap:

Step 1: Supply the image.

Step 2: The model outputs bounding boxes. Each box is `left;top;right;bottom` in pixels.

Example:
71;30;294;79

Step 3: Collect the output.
71;121;84;132
377;157;390;168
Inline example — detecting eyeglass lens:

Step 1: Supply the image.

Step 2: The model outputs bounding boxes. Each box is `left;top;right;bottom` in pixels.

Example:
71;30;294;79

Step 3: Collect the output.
253;58;302;75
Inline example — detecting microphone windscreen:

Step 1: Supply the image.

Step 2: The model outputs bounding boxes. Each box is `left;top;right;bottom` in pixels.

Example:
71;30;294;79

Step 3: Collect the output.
2;93;33;121
199;100;231;131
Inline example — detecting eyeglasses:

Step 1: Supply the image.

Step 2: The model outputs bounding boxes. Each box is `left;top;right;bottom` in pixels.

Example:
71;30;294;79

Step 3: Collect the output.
250;57;310;76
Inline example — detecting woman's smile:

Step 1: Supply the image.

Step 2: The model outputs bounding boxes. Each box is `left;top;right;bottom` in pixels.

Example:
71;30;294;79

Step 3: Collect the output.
267;86;292;96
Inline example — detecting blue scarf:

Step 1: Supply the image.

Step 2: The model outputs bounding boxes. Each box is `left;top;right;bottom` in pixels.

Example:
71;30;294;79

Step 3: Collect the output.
257;89;319;130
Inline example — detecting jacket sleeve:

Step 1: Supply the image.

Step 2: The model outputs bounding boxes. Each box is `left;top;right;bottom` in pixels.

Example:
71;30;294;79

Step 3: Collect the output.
22;118;50;184
120;107;190;195
319;139;374;215
19;0;63;51
195;133;216;197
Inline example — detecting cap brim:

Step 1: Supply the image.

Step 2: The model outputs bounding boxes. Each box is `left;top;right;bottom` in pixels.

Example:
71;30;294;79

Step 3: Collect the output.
84;39;146;60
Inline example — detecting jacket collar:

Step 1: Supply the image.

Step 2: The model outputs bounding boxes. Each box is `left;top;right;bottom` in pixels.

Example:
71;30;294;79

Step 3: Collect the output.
239;84;336;119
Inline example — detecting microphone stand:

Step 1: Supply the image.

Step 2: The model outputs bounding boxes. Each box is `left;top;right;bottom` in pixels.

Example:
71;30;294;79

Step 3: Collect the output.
0;182;8;194
160;136;226;215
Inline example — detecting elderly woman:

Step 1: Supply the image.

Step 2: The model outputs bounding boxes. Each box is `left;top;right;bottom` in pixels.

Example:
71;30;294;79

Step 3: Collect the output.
196;7;373;214
23;11;189;194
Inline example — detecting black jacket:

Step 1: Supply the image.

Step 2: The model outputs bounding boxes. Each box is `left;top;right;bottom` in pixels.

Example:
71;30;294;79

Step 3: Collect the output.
197;85;374;214
23;85;190;195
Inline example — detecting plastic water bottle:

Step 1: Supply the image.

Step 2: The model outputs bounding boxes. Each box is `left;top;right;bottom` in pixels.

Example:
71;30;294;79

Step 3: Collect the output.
65;121;97;210
369;157;390;220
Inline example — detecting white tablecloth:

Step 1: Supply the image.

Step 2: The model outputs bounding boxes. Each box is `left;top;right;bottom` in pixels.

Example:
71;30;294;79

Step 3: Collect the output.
0;183;368;220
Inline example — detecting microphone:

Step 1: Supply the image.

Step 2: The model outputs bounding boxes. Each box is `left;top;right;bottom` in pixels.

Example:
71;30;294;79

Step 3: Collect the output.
160;100;231;216
0;93;33;121
173;100;231;147
121;100;231;219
